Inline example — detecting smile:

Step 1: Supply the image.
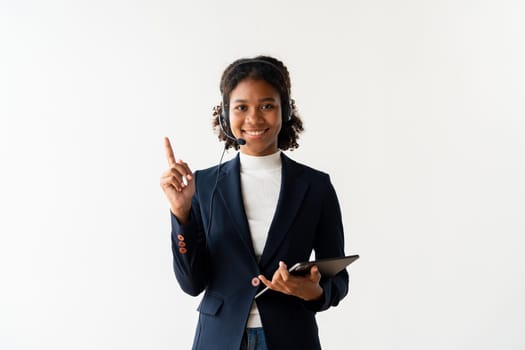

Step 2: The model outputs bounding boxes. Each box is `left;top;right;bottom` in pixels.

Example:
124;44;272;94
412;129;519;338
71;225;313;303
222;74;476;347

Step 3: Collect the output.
243;129;268;136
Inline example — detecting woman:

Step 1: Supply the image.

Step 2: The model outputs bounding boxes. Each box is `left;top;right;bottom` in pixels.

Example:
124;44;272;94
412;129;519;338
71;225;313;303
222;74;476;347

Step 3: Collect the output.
160;56;349;350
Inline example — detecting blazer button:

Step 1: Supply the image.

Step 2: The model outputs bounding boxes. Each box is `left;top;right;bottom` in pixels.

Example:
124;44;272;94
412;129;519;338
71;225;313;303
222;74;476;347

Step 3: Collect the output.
177;234;184;241
179;247;187;254
251;277;260;287
178;241;186;247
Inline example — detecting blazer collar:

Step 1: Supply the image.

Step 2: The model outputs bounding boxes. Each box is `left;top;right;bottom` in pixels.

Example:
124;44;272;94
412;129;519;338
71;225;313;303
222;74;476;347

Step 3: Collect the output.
215;153;309;269
216;154;255;259
259;153;309;269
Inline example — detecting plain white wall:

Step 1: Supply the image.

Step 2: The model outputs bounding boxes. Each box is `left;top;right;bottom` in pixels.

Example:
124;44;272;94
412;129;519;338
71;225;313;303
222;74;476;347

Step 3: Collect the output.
2;0;524;349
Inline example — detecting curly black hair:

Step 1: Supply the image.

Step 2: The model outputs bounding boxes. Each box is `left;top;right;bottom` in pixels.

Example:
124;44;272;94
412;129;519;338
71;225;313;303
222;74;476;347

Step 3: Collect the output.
212;55;304;151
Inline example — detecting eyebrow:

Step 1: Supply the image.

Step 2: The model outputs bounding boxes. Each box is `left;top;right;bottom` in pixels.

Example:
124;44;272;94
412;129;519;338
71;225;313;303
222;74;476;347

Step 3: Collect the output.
231;97;277;103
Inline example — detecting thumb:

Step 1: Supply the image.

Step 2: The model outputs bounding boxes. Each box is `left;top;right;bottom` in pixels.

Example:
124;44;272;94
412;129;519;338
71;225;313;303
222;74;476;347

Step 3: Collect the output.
309;265;321;282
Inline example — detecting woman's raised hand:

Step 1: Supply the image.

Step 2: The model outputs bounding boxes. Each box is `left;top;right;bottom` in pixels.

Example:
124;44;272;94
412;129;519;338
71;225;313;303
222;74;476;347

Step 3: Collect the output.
160;137;195;224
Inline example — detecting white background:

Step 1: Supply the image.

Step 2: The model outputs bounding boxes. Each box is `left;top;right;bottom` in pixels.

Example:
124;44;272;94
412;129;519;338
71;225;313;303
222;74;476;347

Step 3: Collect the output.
2;0;525;349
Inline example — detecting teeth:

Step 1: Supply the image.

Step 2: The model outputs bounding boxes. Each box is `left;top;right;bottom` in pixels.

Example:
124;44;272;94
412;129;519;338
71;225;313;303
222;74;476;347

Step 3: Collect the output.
245;130;265;136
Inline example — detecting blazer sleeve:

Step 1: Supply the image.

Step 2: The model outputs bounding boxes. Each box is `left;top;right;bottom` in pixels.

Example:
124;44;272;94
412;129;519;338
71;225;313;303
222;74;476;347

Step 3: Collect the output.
171;189;211;297
304;175;349;312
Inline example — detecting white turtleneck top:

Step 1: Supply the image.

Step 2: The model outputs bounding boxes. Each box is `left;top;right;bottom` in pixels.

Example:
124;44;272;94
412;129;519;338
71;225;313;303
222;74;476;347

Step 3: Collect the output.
239;150;282;328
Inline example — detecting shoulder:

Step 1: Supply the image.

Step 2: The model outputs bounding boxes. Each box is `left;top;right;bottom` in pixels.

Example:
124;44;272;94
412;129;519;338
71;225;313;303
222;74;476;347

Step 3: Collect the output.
281;153;331;182
194;163;220;183
282;154;341;206
193;154;238;187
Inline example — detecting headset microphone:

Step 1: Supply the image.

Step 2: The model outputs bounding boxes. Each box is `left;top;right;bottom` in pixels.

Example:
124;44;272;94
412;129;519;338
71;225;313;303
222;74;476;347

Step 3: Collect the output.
236;138;247;145
218;109;246;145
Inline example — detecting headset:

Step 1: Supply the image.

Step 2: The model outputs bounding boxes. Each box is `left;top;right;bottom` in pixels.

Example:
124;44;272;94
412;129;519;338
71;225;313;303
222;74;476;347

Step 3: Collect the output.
207;59;295;237
218;59;293;145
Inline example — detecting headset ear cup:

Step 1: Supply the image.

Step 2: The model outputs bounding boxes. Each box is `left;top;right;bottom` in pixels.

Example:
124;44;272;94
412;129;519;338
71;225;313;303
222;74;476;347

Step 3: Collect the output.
220;103;228;128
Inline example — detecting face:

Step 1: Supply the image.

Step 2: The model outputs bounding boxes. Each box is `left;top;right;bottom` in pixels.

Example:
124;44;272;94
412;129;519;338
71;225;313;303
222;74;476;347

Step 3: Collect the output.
228;78;282;156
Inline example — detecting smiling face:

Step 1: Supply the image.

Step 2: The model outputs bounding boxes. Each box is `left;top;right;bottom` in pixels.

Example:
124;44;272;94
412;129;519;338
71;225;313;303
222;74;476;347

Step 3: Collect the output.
228;78;282;156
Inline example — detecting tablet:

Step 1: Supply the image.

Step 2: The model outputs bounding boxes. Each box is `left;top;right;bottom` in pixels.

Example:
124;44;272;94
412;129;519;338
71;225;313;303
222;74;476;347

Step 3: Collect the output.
254;254;359;298
289;255;360;277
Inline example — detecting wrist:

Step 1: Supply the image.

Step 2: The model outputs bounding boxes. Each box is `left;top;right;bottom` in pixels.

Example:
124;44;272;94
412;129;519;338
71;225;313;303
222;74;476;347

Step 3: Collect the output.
171;206;191;224
303;286;324;301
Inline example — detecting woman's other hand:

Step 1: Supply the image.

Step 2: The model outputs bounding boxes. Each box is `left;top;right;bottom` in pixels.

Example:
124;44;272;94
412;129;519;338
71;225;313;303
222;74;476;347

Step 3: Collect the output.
258;261;324;301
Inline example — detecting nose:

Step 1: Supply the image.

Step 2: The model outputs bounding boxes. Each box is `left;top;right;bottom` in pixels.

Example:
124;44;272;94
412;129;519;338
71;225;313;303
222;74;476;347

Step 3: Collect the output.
246;107;263;123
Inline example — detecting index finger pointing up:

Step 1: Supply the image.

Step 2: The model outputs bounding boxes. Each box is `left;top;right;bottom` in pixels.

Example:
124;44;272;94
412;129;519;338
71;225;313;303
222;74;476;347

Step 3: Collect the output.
164;137;176;167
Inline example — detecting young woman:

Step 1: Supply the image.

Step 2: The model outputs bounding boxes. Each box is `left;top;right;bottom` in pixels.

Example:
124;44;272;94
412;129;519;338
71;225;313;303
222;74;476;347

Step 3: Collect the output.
160;56;349;350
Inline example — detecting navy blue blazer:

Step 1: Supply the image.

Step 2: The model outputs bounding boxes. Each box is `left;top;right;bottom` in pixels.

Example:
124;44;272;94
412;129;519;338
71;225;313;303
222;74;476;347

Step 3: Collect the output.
171;152;349;350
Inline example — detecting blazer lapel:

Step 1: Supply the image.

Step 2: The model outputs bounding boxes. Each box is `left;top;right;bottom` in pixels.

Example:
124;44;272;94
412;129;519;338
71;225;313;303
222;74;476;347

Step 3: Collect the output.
259;153;309;269
215;154;256;259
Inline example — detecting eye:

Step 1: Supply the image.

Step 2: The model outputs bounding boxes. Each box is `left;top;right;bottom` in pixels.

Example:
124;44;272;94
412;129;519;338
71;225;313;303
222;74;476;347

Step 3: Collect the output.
234;105;248;112
261;104;275;110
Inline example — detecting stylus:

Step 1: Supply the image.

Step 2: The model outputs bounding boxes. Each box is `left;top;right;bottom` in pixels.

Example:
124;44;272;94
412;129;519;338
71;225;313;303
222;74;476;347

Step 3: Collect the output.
254;286;269;299
254;263;300;299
